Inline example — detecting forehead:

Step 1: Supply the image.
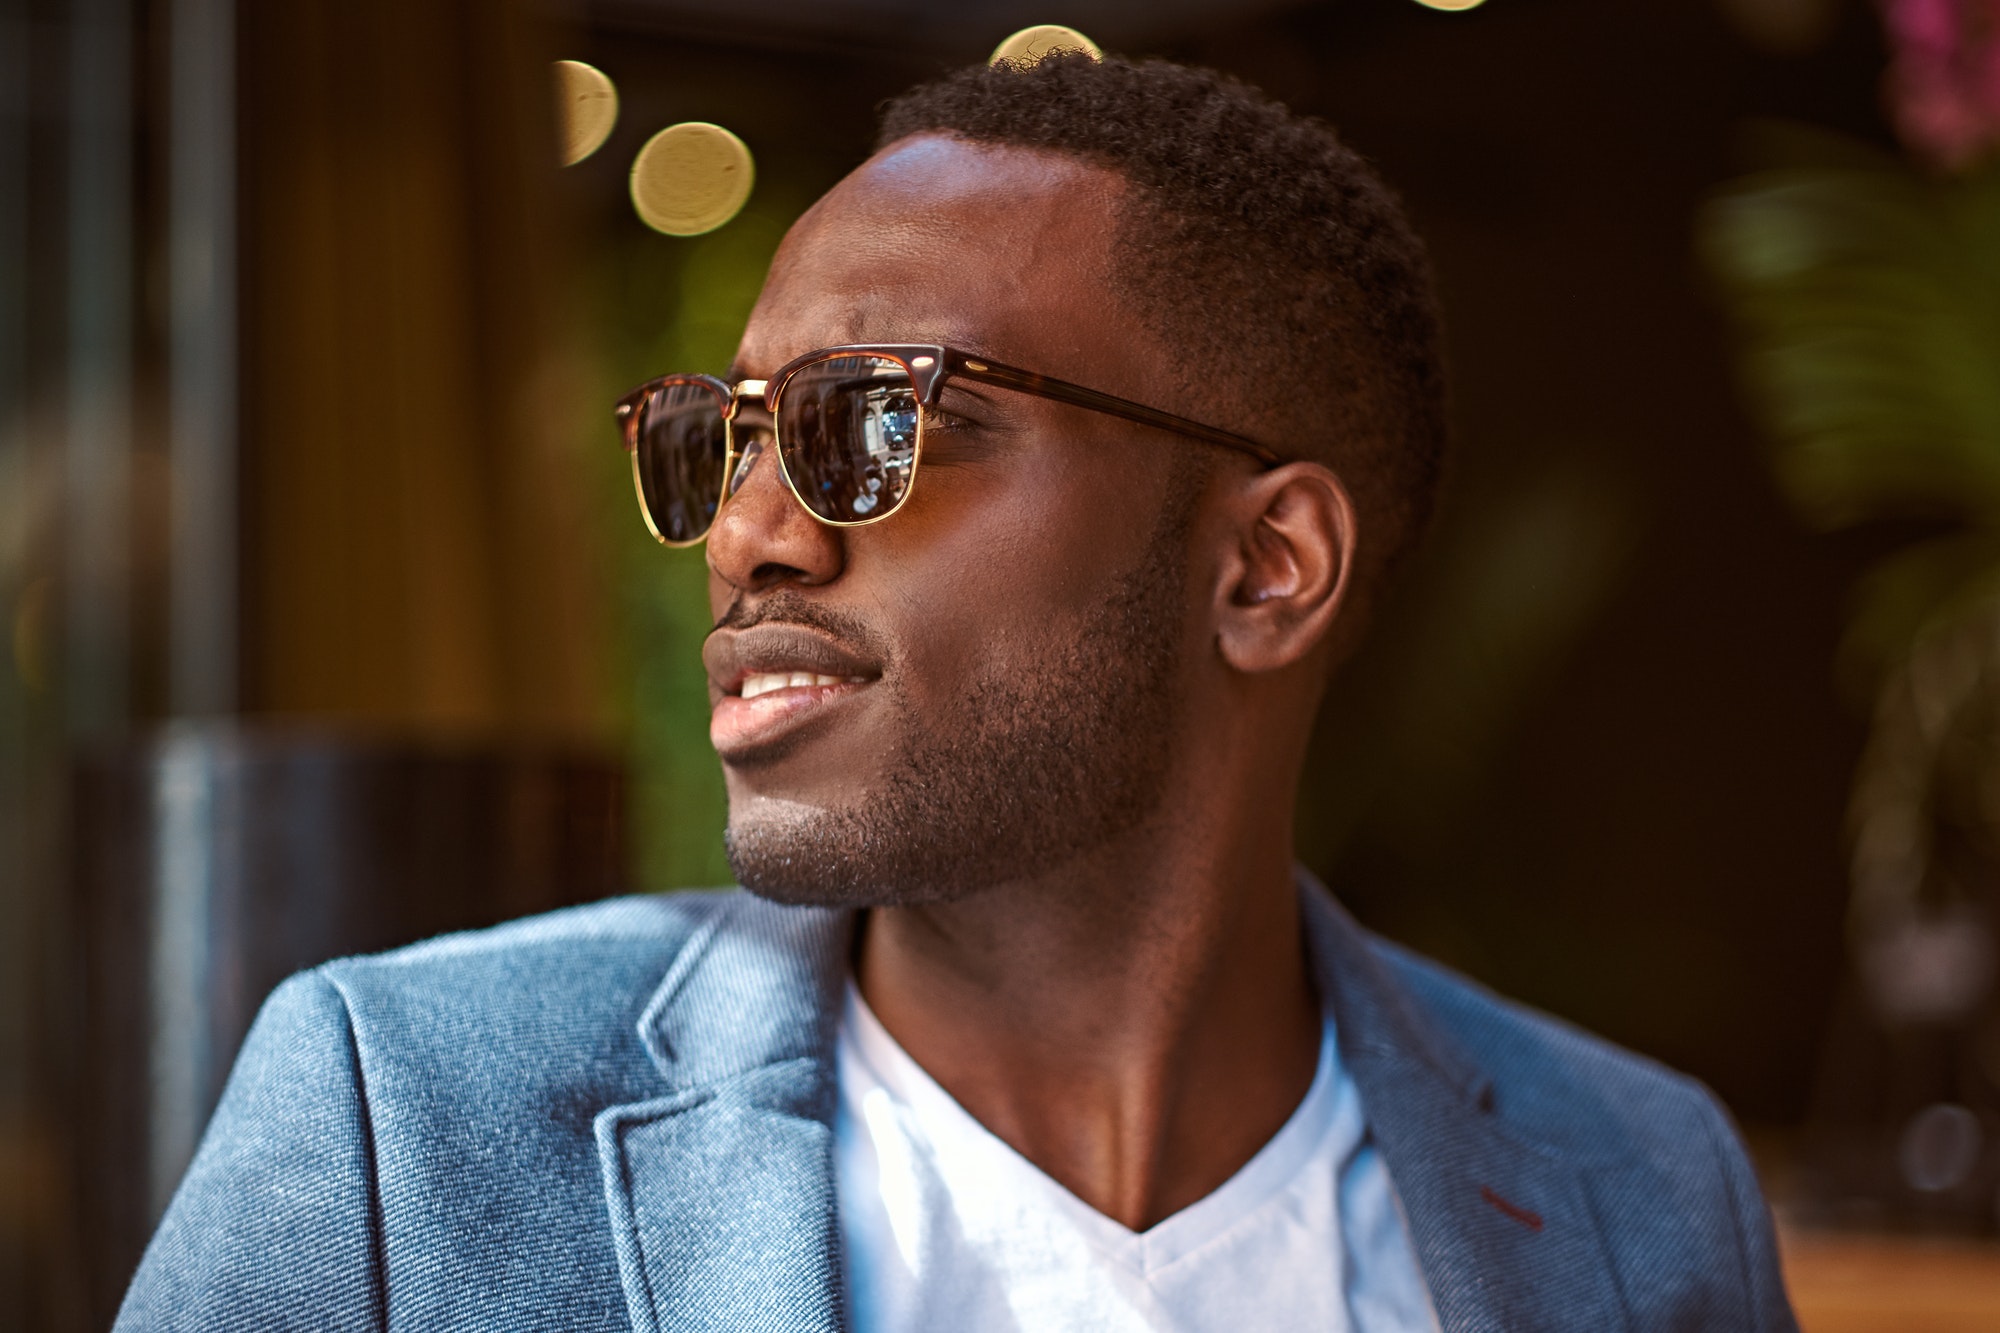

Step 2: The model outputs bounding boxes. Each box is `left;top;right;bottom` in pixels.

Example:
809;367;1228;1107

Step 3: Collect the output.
736;135;1134;377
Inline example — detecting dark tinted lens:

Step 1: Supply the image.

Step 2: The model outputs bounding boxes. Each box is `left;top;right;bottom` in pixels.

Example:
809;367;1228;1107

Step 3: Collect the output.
633;381;729;543
775;356;919;523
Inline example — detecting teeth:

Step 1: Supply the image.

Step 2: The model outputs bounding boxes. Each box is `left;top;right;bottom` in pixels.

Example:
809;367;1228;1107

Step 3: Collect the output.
739;672;857;700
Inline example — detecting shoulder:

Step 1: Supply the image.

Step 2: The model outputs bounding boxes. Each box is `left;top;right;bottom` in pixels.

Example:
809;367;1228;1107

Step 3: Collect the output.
1369;935;1740;1163
124;897;749;1327
278;890;747;1095
318;888;736;1003
1362;935;1797;1328
339;886;739;966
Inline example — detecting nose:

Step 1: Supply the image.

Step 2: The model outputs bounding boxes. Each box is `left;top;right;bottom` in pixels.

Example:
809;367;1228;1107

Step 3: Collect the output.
706;435;846;594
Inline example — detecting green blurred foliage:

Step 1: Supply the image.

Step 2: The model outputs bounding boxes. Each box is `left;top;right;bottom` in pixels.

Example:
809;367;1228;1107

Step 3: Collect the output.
1703;125;2000;929
1701;127;2000;695
586;195;804;890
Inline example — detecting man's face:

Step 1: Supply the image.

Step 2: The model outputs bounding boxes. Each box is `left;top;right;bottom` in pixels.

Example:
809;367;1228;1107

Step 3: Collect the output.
704;135;1209;905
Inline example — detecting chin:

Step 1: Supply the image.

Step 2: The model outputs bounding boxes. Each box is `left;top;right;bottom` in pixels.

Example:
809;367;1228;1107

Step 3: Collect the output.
722;804;1001;910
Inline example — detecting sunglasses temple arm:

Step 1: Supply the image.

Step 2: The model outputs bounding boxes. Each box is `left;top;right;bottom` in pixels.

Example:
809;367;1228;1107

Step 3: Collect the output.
950;358;1280;466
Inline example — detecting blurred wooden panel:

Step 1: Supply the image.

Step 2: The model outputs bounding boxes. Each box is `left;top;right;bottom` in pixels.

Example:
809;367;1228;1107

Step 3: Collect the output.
1784;1231;2000;1331
238;0;609;741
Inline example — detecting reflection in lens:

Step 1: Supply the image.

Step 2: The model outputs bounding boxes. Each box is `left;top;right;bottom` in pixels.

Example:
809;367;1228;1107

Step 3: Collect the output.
778;357;919;524
634;382;729;543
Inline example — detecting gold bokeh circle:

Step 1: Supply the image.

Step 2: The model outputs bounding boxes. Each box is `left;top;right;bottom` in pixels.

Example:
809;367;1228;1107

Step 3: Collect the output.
989;24;1102;67
554;60;618;166
629;122;755;236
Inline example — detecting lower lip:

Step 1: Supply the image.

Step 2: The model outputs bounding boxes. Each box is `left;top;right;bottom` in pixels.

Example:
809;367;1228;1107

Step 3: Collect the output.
711;681;871;754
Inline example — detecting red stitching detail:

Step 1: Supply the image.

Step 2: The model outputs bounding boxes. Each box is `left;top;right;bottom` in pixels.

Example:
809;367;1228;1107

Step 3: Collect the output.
1480;1185;1544;1232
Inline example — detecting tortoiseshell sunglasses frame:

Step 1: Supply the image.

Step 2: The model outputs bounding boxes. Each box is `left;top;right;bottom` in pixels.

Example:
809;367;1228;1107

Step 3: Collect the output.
614;342;1281;546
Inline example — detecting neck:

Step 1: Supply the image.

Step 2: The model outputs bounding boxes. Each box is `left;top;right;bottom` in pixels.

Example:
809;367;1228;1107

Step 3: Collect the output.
853;772;1320;1231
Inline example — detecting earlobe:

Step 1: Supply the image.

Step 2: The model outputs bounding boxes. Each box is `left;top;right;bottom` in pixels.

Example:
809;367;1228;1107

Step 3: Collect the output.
1215;464;1356;674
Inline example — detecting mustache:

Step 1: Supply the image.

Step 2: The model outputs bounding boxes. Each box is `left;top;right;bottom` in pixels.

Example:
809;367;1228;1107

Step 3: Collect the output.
710;592;892;662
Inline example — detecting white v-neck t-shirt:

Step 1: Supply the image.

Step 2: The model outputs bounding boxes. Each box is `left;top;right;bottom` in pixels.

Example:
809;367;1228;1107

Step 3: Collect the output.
833;985;1439;1332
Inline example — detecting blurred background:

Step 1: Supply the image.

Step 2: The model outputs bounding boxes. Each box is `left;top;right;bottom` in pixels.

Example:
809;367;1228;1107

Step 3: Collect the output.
5;0;2000;1326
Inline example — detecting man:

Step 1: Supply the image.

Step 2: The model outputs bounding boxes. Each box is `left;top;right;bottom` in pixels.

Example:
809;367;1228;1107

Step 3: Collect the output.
119;54;1797;1331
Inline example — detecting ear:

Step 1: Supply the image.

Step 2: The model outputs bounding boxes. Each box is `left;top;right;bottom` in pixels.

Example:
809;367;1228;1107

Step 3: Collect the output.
1212;463;1357;675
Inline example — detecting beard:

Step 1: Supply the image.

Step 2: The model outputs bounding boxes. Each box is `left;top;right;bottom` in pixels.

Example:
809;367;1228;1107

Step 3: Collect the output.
723;493;1195;908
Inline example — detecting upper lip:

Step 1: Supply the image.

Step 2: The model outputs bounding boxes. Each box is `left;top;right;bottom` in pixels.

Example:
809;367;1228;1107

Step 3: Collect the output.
703;624;883;697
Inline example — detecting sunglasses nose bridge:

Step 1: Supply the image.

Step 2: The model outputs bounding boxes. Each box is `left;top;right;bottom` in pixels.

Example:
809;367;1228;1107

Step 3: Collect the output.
725;378;770;417
723;378;776;455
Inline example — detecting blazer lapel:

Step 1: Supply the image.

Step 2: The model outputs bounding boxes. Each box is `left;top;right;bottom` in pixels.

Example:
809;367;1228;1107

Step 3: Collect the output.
1302;876;1632;1333
595;895;855;1333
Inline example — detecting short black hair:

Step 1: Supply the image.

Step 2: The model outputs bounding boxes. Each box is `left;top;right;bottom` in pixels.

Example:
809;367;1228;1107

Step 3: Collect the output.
878;53;1447;593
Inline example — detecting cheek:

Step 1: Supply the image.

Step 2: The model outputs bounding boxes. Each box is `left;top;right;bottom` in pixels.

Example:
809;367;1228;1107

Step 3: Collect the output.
872;434;1160;693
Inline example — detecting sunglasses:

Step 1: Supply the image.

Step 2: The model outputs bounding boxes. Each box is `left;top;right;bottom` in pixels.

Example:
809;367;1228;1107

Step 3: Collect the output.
614;343;1281;546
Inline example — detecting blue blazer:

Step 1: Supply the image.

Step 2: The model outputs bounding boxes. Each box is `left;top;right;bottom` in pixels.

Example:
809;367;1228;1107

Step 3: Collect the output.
117;876;1798;1331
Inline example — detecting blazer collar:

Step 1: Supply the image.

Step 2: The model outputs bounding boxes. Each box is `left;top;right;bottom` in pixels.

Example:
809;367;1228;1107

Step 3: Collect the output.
636;893;852;1089
1299;874;1489;1106
1302;871;1631;1332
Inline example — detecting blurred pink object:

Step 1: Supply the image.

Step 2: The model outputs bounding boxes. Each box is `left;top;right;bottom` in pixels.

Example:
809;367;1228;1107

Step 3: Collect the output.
1881;0;2000;168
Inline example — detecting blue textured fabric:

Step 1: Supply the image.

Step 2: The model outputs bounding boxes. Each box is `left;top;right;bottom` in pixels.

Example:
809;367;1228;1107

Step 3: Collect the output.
116;876;1798;1331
